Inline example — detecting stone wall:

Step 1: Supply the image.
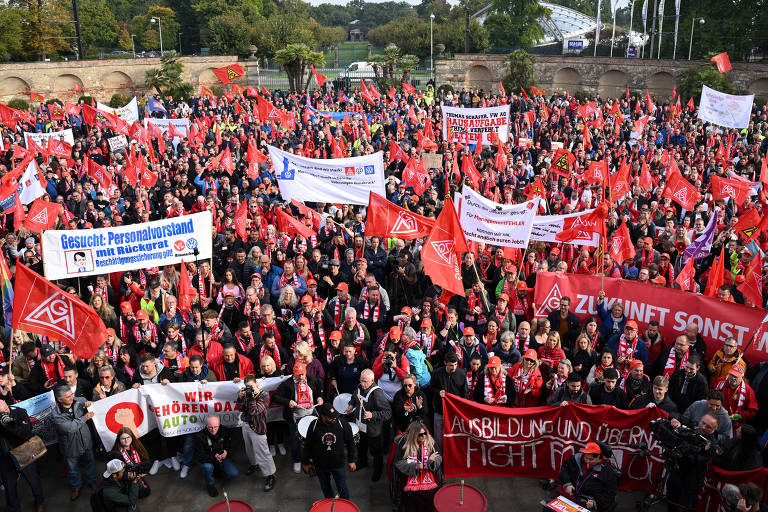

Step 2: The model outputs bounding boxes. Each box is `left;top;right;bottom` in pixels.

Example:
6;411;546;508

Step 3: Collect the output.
436;54;768;98
0;56;253;103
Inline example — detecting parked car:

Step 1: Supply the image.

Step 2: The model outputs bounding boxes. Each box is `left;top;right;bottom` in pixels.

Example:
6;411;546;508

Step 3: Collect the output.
337;62;379;79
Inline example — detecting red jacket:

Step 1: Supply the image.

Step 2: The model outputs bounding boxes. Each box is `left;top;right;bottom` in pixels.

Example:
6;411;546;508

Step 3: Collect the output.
372;352;410;381
213;355;255;381
189;341;224;369
712;377;759;426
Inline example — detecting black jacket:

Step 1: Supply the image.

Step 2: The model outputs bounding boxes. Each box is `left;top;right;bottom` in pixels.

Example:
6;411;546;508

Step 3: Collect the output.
272;375;323;423
391;388;430;433
558;453;620;512
430;367;468;416
630;394;680;416
0;407;33;454
588;383;629;409
301;417;356;469
328;356;369;395
195;426;234;465
668;370;708;414
546;310;581;350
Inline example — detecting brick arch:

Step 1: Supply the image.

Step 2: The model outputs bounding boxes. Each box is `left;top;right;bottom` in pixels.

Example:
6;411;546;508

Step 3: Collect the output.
552;67;582;94
465;64;495;92
103;71;133;91
198;68;219;85
748;78;768;96
0;76;30;98
598;69;628;99
53;73;84;99
646;72;675;98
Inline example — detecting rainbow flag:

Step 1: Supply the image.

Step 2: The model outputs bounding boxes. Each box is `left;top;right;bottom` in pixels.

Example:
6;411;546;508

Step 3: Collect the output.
0;252;13;339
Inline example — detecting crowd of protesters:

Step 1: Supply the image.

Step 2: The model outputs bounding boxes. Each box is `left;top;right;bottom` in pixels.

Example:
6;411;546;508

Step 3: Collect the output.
0;78;767;512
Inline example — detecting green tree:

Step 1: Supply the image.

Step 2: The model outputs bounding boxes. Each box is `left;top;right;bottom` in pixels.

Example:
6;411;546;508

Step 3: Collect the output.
503;49;535;91
251;14;315;58
676;65;734;103
10;0;71;60
307;19;346;48
308;3;353;27
488;0;549;47
367;15;429;59
80;0;119;49
145;50;192;97
273;43;324;92
116;22;133;51
205;12;251;55
434;17;489;54
0;6;25;61
138;6;180;53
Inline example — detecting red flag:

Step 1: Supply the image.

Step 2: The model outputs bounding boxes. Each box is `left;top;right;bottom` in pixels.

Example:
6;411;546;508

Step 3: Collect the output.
551;149;575;178
64;102;80;116
675;257;696;292
47;137;72;159
609;221;636;263
23;199;62;232
85;157;112;190
230;83;244;95
47;103;65;121
261;86;270;96
626;85;630;99
759;149;768;186
0;156;31;200
556;202;610;244
704;245;726;297
633;115;649;135
583;123;591;150
738;253;764;306
246;86;258;97
139;167;157;188
585;161;609;185
421;199;470;297
123;158;139;188
311;65;326;87
402;82;416;94
276;208;315;239
526;177;547;201
530;86;545;96
201;85;214;96
499;81;505;96
402;157;431;195
639;159;652;190
733;209;761;241
208;146;234;175
29;92;44;103
711;52;732;73
520;87;529;100
12;263;107;359
212;63;245;85
388;87;396;101
166;122;181;140
645;90;655;112
73;81;82;93
662;167;700;210
177;261;197;313
291;199;323;230
9;195;24;230
233;200;249;241
81;104;113;128
711;175;750;205
366;192;436;239
610;161;632;199
687;97;695;112
389;140;408;163
461;153;481;184
745;214;768;244
25;137;46;158
247;139;267;164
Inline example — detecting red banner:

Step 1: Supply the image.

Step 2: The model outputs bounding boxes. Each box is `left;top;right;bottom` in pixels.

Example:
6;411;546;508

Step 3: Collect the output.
697;465;768;511
442;394;666;491
533;272;768;363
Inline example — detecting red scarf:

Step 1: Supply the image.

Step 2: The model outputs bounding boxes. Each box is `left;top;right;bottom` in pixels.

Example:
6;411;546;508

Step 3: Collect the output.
278;272;299;289
404;442;438;491
516;333;530;353
133;322;159;348
512;364;532;393
260;344;281;368
663;349;688;378
594;362;614;381
296;378;312;408
418;332;436;355
333;297;350;328
362;299;381;322
121;447;141;464
235;332;256;353
449;341;463;364
198;269;209;298
484;372;507;400
105;344;120;366
467;371;479;394
243;299;261;329
616;333;638;376
292;331;316;350
511;294;529;316
590;331;600;351
41;353;66;381
715;378;747;410
484;331;498;351
258;320;282;346
167;335;188;356
346;322;366;355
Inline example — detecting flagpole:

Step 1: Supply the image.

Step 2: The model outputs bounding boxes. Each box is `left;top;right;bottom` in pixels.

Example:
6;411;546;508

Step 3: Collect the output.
594;0;603;56
610;6;617;57
657;0;665;59
628;0;636;57
672;0;680;59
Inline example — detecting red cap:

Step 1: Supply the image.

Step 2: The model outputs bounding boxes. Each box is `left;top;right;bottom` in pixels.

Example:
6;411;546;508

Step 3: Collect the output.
297;317;310;326
421;318;432;328
550;247;561;255
729;365;745;377
487;356;502;368
224;291;234;298
136;309;148;320
497;293;510;302
463;326;475;336
660;253;670;260
401;306;412;314
120;302;132;314
652;276;667;285
307;278;317;286
505;264;517;273
389;326;401;338
336;283;349;291
329;330;342;341
625;320;639;330
523;348;538;361
516;281;529;291
630;359;644;369
293;363;307;375
301;295;313;305
580;442;602;455
644;237;654;244
106;328;116;336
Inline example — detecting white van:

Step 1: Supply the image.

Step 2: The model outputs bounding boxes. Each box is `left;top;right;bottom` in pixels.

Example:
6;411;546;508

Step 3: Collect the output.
338;61;378;79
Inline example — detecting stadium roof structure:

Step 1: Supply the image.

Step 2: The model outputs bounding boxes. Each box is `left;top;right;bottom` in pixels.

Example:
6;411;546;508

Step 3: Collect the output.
472;2;598;45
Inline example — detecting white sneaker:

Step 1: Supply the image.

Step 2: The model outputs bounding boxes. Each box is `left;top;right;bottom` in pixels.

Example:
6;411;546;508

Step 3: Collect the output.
292;462;301;474
278;445;287;456
269;445;276;457
180;465;190;479
149;460;162;475
171;456;181;471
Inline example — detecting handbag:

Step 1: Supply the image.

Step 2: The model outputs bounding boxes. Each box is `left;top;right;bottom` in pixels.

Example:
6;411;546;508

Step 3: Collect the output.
10;435;47;469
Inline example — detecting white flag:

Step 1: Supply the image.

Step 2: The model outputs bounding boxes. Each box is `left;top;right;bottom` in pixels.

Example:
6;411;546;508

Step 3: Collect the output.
17;159;45;205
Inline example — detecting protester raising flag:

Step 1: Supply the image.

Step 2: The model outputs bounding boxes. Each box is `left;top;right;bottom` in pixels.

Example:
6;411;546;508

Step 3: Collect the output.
675;257;696;292
12;263;107;359
609;221;635;262
556;201;610;244
311;65;326;87
23;198;62;232
177;261;197;315
704;245;726;297
683;209;717;262
738;253;764;307
662;163;700;210
421;201;470;297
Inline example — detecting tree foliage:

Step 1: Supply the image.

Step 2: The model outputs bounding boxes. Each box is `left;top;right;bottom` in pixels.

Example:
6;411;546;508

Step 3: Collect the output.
676;65;734;103
80;0;120;49
9;0;72;60
273;43;324;91
503;49;536;91
205;12;252;55
0;6;25;61
136;6;180;52
145;50;193;98
487;0;549;47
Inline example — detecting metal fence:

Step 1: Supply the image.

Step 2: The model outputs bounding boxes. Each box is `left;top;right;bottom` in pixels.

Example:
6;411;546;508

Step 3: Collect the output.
256;67;434;92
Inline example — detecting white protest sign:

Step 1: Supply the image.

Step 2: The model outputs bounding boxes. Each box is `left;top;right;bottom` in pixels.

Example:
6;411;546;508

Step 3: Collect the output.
97;97;140;124
143;118;190;147
269;144;386;205
42;211;213;280
454;186;539;248
698;85;754;129
441;105;510;146
108;134;128;152
530;210;600;246
24;128;75;147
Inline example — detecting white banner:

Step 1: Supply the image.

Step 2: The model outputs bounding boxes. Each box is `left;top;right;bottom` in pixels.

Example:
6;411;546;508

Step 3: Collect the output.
89;377;289;449
441;105;510;146
42;211;213;280
530;210;600;246
108;134;128;152
698;85;754;129
454;186;539;248
97;97;140;124
269;145;386;205
143;118;190;139
24;128;75;148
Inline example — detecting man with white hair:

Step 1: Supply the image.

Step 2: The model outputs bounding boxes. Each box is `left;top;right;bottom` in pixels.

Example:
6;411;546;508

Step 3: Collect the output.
347;369;391;482
340;307;371;358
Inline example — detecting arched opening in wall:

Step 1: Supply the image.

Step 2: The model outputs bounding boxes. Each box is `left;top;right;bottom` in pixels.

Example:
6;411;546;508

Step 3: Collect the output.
552;67;581;94
465;64;494;92
54;74;84;99
647;72;675;98
0;77;30;99
103;71;133;92
598;70;628;99
748;78;768;97
199;69;218;85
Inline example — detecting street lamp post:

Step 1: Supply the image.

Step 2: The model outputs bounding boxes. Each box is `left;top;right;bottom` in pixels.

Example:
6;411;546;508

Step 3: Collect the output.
688;17;704;60
178;31;182;55
150;17;163;54
430;13;435;84
130;34;136;58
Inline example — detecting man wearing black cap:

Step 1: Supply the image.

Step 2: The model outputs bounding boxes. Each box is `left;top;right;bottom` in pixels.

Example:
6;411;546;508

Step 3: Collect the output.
302;403;356;500
546;441;619;512
27;345;68;395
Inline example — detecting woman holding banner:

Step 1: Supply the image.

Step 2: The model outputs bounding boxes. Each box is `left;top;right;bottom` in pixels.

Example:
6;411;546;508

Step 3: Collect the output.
509;349;543;407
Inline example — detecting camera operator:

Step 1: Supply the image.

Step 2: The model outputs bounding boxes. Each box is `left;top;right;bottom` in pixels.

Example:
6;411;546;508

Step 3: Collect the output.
665;413;721;511
0;399;44;512
546;441;619;512
236;375;277;492
98;459;140;512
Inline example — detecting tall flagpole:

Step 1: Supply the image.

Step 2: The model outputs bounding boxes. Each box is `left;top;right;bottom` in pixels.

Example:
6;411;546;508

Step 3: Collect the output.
628;0;636;57
657;0;665;59
610;0;617;57
672;0;681;59
641;0;648;58
594;0;603;56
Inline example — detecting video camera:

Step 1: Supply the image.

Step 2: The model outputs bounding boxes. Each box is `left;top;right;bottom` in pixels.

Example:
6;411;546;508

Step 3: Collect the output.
649;418;713;471
124;460;152;476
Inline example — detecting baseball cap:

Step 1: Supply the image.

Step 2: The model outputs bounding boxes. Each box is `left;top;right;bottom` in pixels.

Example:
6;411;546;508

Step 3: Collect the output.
644;237;654;244
317;402;338;419
550;247;561;255
136;309;149;320
120;302;132;314
40;345;56;358
660;253;670;260
625;320;639;330
106;328;116;336
651;276;666;285
463;327;475;337
487;356;501;368
497;293;510;302
630;359;644;369
329;330;342;341
297;317;310;326
149;280;161;289
301;295;313;305
103;459;125;479
224;291;234;298
421;318;432;328
293;362;307;375
523;349;538;361
516;281;529;291
307;278;317;286
389;326;401;338
401;306;412;314
580;442;602;455
336;283;348;291
330;259;341;266
728;365;745;377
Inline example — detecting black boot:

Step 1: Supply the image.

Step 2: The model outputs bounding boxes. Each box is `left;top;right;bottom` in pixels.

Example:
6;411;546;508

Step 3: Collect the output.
246;465;259;476
264;474;276;492
207;485;219;497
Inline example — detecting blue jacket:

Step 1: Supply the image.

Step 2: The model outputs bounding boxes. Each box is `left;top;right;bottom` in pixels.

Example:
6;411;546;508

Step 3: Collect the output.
606;333;649;366
270;271;306;298
405;348;431;388
597;301;627;340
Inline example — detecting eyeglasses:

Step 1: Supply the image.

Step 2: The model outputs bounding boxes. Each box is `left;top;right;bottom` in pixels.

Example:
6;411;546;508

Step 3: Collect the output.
417;432;426;437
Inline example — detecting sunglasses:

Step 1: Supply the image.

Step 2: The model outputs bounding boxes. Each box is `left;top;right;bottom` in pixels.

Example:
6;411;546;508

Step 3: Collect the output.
417;432;426;437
